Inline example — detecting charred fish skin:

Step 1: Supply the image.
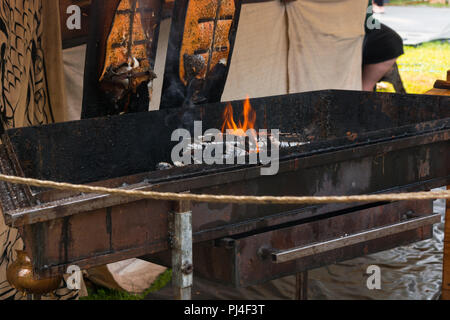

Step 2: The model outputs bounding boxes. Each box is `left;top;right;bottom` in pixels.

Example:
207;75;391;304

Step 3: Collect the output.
160;0;242;109
98;0;163;115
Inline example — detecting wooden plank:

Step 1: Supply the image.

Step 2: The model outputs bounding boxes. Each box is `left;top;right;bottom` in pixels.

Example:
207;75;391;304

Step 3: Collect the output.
426;88;450;96
434;80;450;90
426;70;450;96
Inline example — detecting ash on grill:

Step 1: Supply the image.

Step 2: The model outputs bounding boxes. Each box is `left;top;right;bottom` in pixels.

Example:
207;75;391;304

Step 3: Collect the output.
158;132;310;170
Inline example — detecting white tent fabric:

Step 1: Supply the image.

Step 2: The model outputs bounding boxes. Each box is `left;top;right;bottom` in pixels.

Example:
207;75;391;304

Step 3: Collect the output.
376;6;450;45
221;0;367;101
63;45;86;121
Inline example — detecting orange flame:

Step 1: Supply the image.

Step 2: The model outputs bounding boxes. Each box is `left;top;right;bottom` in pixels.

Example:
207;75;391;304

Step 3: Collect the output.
221;96;259;152
221;96;256;135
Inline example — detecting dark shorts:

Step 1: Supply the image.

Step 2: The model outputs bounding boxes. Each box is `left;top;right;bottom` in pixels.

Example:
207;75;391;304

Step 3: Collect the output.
363;23;404;65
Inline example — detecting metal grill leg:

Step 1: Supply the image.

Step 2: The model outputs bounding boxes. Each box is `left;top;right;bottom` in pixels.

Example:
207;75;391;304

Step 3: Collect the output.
171;201;193;300
295;271;308;300
442;186;450;300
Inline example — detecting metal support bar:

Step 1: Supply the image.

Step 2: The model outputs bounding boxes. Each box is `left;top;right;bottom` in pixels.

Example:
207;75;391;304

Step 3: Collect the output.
171;201;193;300
295;271;308;300
442;185;450;300
268;214;441;264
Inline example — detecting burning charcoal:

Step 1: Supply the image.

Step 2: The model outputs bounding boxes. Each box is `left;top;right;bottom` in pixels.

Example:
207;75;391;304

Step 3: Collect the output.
277;133;310;148
156;162;174;170
173;161;186;167
279;141;310;148
224;145;248;159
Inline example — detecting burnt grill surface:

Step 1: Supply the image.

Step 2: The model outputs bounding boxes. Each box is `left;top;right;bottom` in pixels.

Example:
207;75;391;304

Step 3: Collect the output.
5;90;450;186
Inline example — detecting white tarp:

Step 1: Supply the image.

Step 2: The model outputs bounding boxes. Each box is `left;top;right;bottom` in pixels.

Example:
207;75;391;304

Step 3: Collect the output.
376;6;450;45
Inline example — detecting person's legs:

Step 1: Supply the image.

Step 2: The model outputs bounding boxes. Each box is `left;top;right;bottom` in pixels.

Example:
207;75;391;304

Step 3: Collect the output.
362;58;396;91
362;23;404;91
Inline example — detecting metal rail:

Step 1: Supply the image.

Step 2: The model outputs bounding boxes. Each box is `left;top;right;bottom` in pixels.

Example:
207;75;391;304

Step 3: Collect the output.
267;214;441;263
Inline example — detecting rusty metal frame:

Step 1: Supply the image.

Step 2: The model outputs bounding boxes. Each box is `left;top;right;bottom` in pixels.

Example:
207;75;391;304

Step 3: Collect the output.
0;129;448;278
178;199;437;287
266;214;441;263
0;90;448;284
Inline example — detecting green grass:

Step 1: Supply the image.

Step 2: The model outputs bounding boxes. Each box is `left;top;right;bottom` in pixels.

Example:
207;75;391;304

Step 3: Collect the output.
387;0;450;7
80;269;172;300
378;40;450;94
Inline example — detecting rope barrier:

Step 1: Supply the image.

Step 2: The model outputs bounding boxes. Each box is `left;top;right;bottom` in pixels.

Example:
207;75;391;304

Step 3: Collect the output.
0;173;448;205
